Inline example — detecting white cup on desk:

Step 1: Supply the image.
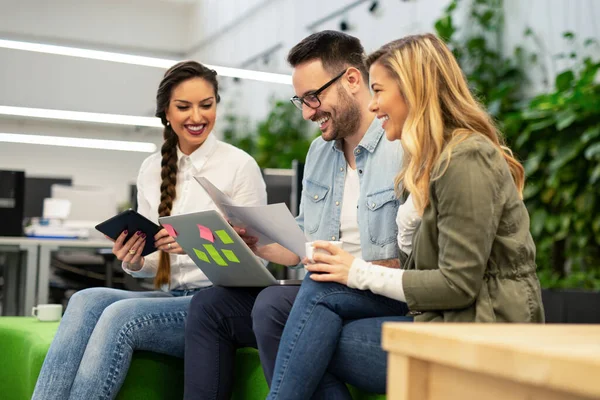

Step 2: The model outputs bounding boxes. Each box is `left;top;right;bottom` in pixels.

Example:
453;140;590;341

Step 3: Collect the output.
32;304;63;322
305;240;343;263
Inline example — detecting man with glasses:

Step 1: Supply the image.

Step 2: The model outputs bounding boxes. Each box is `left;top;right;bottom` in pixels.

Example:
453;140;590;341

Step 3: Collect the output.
184;30;403;400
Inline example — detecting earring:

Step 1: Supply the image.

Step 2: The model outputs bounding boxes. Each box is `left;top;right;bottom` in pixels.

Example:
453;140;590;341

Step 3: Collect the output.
166;121;170;126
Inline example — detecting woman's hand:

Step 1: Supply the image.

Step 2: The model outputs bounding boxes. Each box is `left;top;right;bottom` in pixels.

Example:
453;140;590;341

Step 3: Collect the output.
304;241;355;285
110;230;146;266
155;228;185;254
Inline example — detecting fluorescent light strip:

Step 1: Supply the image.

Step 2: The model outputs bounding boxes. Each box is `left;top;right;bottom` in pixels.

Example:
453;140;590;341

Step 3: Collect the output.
0;132;157;153
0;39;292;85
0;105;163;127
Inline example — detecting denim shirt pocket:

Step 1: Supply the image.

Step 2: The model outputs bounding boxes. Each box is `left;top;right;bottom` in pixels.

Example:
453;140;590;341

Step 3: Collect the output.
303;179;330;234
366;187;399;245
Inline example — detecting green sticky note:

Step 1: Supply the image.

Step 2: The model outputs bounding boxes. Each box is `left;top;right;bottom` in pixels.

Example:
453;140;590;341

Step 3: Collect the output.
204;244;228;266
222;249;240;263
193;248;210;263
215;230;234;244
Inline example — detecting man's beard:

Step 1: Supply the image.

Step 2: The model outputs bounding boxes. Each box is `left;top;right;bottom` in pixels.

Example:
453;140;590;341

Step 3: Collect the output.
319;86;361;142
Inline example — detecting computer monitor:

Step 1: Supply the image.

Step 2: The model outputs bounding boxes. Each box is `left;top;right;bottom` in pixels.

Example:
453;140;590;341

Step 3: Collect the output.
51;184;117;224
262;168;293;210
291;160;304;217
24;177;72;218
261;162;304;217
0;170;25;236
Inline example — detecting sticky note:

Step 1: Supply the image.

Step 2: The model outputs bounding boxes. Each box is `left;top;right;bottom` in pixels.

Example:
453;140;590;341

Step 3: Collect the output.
193;248;210;263
197;225;214;243
215;230;234;244
222;249;240;263
204;244;227;266
162;223;178;238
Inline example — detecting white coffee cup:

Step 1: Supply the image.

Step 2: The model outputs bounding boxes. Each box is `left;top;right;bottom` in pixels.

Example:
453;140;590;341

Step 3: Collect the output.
32;304;63;322
305;240;343;263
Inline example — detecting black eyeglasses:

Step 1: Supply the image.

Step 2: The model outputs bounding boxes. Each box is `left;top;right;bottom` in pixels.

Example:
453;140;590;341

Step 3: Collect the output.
290;70;347;111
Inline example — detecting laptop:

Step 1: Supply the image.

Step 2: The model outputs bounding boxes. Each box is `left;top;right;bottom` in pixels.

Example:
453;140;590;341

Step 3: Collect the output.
159;210;301;287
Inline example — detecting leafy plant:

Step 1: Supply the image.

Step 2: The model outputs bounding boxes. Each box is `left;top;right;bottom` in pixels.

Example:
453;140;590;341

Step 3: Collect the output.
504;35;600;283
434;0;529;121
223;99;319;169
222;111;256;157
435;0;600;289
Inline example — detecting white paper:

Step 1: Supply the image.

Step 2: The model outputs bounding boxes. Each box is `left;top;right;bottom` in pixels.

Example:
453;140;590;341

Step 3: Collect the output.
194;176;234;209
195;176;307;257
194;176;273;246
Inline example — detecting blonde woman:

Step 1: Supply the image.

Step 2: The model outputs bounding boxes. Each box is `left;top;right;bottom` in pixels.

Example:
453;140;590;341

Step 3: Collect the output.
266;34;544;400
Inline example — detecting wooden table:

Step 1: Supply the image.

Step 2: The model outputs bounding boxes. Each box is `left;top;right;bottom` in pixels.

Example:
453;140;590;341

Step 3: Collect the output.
382;323;600;400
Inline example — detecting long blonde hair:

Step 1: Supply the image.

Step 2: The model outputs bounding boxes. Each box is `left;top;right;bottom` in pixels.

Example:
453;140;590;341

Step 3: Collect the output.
366;33;524;214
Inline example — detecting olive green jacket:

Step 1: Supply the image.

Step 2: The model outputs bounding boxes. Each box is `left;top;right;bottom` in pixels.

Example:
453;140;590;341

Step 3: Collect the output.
402;135;545;323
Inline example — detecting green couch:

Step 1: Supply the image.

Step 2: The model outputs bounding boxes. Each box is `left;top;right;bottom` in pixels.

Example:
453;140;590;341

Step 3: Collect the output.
0;317;385;399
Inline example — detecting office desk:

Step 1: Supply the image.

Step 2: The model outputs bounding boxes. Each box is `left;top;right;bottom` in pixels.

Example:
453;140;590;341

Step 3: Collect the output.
382;323;600;400
0;237;38;316
36;238;113;305
0;237;113;315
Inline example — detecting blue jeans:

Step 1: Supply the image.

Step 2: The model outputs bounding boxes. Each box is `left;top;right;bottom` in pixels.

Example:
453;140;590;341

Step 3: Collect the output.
32;286;205;400
267;273;412;400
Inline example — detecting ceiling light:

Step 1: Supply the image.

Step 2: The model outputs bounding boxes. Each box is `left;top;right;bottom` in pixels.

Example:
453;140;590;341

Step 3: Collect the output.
0;39;292;85
0;132;157;153
0;105;162;127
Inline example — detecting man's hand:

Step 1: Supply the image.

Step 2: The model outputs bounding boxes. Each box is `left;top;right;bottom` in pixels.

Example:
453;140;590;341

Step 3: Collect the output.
232;226;259;252
231;223;304;266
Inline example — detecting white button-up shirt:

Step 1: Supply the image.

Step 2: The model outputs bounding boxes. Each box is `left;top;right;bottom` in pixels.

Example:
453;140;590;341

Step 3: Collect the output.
123;134;267;290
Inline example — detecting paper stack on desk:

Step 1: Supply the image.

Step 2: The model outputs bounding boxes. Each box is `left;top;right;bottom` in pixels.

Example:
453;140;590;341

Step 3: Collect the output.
194;176;307;258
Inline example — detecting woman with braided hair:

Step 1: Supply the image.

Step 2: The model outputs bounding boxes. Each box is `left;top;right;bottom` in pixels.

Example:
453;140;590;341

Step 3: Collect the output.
32;61;267;400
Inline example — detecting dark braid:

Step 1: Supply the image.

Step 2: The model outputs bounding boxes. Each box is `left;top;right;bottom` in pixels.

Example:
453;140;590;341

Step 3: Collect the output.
158;127;178;218
154;126;178;287
153;60;220;289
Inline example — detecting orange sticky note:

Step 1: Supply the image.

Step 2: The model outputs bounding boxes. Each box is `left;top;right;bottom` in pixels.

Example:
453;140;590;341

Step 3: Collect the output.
162;223;178;238
198;224;214;243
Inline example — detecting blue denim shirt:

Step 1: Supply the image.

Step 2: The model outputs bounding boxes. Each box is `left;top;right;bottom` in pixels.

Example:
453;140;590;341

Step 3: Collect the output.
296;117;404;262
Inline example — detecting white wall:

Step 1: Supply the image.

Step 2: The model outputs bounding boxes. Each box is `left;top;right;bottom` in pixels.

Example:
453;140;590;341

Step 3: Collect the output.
504;0;600;93
0;0;192;54
0;118;163;205
0;49;165;116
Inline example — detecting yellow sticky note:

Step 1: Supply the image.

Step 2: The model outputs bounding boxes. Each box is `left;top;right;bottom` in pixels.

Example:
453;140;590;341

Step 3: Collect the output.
222;249;240;263
215;230;234;244
204;244;228;266
193;248;210;263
